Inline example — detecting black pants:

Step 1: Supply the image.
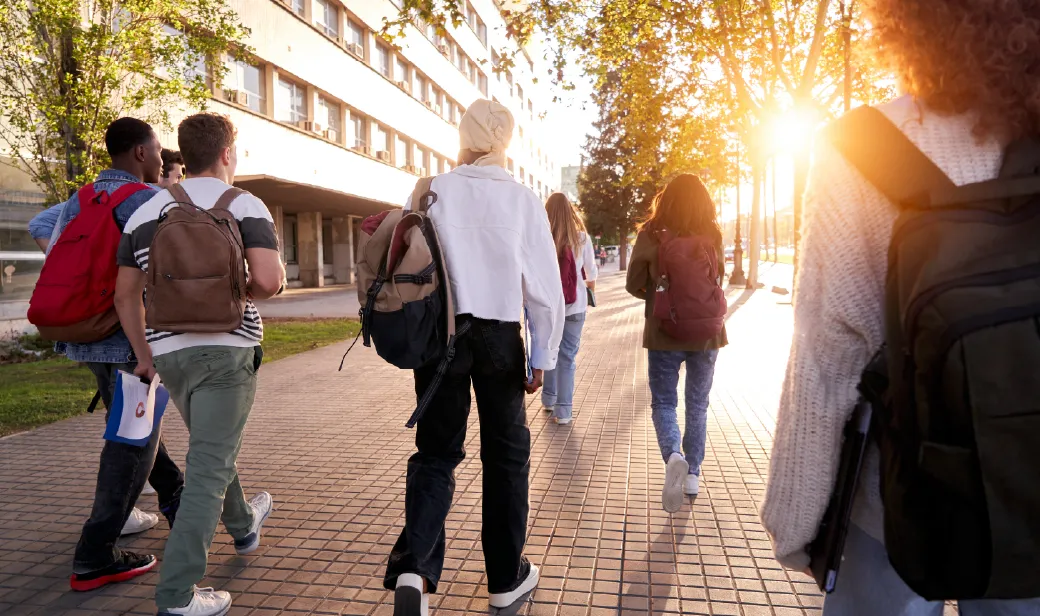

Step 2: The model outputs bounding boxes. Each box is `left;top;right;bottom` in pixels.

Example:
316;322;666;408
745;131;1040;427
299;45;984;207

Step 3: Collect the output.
384;317;531;594
73;362;185;571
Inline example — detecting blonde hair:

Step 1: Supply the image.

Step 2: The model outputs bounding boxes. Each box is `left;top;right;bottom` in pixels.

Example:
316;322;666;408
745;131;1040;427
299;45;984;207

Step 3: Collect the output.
545;192;587;255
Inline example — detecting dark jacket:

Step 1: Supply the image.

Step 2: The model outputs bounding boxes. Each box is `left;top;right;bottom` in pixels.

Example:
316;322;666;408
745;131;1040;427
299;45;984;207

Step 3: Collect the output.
625;229;729;352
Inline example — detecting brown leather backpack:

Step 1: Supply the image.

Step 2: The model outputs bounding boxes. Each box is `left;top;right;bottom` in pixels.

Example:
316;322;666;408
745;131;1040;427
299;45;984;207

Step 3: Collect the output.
145;184;248;333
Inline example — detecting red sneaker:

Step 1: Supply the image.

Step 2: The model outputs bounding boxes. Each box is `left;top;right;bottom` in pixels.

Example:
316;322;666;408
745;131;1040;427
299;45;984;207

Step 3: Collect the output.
70;551;157;592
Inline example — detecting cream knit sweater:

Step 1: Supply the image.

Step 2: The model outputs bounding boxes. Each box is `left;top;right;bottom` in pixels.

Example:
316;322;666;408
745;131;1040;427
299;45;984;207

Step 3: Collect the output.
760;96;1004;570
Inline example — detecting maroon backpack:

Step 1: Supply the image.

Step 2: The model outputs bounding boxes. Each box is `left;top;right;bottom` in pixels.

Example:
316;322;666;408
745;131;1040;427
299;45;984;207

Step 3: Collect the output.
652;231;726;342
558;247;578;305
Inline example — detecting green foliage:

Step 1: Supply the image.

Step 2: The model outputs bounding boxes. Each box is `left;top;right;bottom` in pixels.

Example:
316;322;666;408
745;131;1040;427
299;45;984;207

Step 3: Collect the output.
0;0;249;203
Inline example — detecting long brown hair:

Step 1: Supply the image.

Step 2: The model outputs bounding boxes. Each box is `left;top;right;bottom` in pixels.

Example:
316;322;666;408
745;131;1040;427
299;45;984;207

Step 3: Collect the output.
545;192;587;255
639;174;721;244
867;0;1040;141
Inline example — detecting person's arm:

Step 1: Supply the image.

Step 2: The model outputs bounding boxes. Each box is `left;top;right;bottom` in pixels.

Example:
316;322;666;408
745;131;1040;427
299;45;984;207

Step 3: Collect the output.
760;138;888;571
521;194;565;390
582;236;598;292
28;202;66;252
114;266;155;380
625;232;651;299
245;248;285;299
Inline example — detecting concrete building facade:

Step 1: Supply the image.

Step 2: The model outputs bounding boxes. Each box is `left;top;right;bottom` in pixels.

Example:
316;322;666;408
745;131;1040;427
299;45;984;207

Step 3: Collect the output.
0;0;563;325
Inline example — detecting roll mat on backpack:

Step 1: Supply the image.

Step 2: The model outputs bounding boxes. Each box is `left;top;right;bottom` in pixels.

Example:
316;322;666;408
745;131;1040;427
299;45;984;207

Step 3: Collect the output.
829;106;1040;600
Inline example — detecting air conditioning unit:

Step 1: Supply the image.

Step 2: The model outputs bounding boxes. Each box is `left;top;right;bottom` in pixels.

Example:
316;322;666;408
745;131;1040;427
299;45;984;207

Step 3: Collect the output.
376;150;391;162
424;100;433;109
347;43;363;58
351;145;371;155
297;121;322;133
438;44;450;57
322;129;337;141
396;81;411;93
405;165;420;174
225;89;249;106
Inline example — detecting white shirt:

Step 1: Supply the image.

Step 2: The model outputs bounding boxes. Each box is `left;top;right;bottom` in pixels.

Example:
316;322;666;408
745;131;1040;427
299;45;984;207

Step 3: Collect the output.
566;234;599;317
406;164;565;370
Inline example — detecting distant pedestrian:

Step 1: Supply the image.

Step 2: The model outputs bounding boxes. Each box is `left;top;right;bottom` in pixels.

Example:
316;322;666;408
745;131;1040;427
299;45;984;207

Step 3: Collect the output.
626;174;727;513
382;99;563;616
158;149;186;188
27;117;185;592
115;112;284;616
599;246;607;267
762;1;1040;613
542;192;597;425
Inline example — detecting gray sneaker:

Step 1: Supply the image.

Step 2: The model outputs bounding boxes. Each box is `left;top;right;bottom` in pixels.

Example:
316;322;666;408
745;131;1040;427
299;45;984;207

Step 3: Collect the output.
233;492;273;555
157;586;231;616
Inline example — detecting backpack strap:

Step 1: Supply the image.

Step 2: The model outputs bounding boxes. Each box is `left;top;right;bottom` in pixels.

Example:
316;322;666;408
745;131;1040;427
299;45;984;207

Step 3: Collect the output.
827;106;956;208
105;182;150;207
166;182;194;207
77;183;99;207
410;176;437;213
213;187;247;211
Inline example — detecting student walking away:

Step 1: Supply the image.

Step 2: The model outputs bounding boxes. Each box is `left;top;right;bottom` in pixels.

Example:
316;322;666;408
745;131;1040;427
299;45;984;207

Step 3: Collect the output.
542;192;597;425
626;174;727;514
25;117;185;591
115;112;284;616
158;149;186;188
371;99;564;616
760;1;1040;613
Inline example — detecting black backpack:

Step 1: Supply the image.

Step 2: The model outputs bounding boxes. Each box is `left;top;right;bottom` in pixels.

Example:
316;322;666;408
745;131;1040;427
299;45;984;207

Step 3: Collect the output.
830;107;1040;600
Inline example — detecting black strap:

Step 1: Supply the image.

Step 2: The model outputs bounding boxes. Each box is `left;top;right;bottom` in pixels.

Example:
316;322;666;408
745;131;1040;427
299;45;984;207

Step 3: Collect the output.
87;390;102;414
405;320;473;428
827;106;956;208
393;263;436;286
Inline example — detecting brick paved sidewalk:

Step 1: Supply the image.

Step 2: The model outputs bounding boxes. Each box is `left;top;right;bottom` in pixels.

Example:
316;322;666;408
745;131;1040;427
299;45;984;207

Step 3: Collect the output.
0;266;828;616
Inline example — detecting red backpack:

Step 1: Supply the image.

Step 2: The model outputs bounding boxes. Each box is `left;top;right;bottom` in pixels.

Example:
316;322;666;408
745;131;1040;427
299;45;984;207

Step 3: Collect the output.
558;247;578;304
652;231;726;342
28;182;150;342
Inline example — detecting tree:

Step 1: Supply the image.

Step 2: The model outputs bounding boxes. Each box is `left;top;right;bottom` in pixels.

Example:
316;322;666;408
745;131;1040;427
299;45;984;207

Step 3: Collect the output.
0;0;249;203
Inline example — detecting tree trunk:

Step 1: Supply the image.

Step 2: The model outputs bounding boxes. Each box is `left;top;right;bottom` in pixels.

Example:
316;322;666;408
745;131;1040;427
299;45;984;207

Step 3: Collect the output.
792;147;810;285
771;157;778;263
58;30;83;197
747;160;764;289
618;220;629;271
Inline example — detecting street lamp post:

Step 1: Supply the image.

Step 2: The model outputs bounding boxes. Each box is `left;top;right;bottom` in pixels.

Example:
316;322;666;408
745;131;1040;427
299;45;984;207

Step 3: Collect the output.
730;146;746;286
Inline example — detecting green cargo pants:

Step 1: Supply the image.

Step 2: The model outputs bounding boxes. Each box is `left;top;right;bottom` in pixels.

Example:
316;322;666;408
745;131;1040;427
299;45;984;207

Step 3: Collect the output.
153;345;262;610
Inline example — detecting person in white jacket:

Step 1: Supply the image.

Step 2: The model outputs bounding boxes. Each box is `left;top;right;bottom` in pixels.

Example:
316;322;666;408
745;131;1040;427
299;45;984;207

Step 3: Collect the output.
385;99;564;616
541;192;597;425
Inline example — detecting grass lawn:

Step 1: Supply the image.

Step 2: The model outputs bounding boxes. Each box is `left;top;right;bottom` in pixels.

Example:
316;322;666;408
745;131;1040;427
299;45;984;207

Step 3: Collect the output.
0;318;360;437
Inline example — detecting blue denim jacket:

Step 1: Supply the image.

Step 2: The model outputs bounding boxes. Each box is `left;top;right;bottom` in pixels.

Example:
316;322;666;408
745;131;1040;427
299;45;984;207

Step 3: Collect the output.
27;169;158;363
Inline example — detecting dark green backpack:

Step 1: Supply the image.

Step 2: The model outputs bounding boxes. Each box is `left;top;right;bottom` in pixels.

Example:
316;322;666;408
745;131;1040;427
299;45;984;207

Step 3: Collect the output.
830;107;1040;600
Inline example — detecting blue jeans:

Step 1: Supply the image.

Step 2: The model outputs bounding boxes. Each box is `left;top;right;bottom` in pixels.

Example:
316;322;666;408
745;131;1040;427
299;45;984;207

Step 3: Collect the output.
542;313;586;422
825;524;1040;615
647;349;718;476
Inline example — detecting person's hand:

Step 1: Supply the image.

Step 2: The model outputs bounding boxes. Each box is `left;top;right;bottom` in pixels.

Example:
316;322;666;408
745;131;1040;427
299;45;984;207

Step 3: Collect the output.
524;369;543;394
134;360;157;383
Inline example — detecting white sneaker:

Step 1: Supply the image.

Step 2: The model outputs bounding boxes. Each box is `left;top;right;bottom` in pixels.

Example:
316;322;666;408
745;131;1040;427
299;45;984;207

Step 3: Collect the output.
120;507;159;536
663;453;689;513
489;559;538;615
157;586;231;616
553;416;571;425
141;481;156;496
684;474;700;497
233;492;273;555
542;404;554;413
394;573;429;616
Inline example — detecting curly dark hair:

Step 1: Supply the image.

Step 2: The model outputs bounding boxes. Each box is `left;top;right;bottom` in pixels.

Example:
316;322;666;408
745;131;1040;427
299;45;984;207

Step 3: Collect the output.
867;0;1040;141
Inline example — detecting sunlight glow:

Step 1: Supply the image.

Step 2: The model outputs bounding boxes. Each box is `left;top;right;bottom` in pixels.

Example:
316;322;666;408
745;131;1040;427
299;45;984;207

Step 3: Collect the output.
768;108;816;155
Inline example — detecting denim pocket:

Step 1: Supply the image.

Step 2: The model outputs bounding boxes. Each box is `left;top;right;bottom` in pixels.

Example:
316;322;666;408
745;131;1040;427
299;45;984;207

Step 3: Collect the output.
480;322;523;373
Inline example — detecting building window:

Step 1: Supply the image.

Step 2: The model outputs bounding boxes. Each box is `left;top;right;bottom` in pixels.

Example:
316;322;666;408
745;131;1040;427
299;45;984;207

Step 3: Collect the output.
519;166;525;184
350;112;366;149
538;180;542;194
395;57;409;85
448;103;457;124
275;76;306;124
284;215;299;263
318;96;340;142
414;144;426;172
313;0;339;38
375;124;391;155
290;0;305;17
529;173;534;186
528;99;534;120
223;57;265;113
375;42;391;78
395;135;410;168
457;104;465;123
477;21;487;46
517;84;524;101
435;89;445;115
479;73;488;96
412;72;427;103
507;158;514;174
322;220;334;265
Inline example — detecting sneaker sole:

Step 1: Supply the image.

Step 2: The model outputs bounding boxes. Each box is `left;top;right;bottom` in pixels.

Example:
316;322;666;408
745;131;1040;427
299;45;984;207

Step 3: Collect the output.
489;566;539;616
70;557;156;592
235;499;273;555
553;418;572;425
394;585;423;616
663;458;689;513
157;604;230;616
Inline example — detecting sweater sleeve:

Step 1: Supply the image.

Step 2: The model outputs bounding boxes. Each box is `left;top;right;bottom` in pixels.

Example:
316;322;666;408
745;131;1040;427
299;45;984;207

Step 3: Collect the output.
760;138;890;570
625;232;652;300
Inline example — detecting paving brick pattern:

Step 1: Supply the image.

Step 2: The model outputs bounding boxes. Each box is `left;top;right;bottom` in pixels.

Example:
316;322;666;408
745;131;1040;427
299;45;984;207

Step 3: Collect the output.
0;266;843;615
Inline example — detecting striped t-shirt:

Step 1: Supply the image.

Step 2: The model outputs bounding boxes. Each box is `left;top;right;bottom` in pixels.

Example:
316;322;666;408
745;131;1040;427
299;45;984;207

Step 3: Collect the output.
117;177;279;357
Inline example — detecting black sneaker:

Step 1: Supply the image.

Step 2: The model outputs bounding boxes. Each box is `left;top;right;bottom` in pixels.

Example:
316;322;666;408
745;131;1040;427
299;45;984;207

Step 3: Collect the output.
70;551;157;592
489;558;539;615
